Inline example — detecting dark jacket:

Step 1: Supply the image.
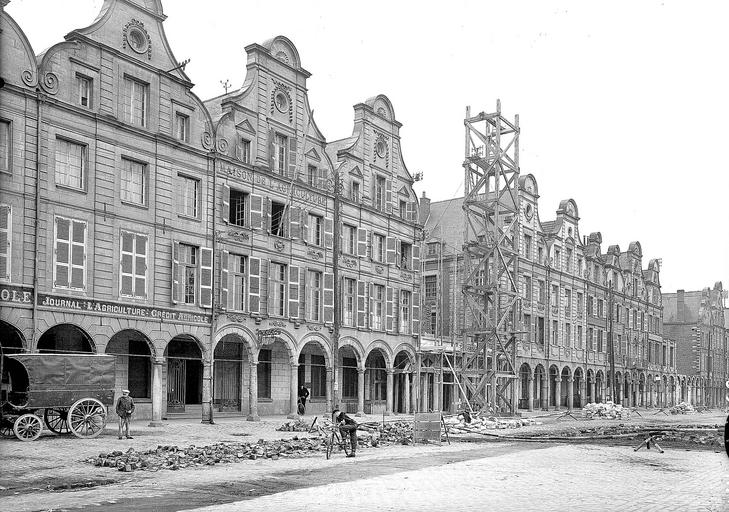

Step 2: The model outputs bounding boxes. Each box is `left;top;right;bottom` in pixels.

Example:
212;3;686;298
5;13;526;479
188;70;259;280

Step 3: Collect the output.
334;411;357;427
115;395;135;418
298;387;310;399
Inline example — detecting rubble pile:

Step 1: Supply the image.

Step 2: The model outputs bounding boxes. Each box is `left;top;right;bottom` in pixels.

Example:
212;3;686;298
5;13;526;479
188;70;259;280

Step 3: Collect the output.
358;421;414;445
669;402;696;415
276;419;313;432
87;438;326;472
443;415;538;434
582;402;631;419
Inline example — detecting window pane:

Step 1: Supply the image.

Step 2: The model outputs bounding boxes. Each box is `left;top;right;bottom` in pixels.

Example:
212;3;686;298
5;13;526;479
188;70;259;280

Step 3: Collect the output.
121;275;133;295
121;253;133;273
56;241;69;263
121;232;134;252
71;244;84;265
56;265;68;287
70;267;84;288
0;121;9;172
72;220;85;243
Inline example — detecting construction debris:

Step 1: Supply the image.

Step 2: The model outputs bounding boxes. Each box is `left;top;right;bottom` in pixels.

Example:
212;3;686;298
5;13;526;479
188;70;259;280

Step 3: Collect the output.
444;415;538;434
86;438;327;472
275;419;313;432
582;402;631;420
669;402;696;415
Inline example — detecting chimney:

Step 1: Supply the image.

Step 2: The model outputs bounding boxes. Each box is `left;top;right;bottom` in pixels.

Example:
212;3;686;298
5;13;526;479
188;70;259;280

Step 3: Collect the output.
677;289;685;323
419;191;431;225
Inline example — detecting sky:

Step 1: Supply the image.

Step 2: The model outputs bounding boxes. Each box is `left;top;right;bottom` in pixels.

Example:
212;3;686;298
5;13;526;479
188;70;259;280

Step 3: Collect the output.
6;0;729;295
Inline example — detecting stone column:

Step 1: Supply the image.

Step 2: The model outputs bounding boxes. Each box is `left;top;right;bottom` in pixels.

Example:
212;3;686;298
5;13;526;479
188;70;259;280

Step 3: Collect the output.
404;372;411;414
527;376;534;411
432;370;440;412
567;378;574;411
148;357;165;427
590;380;596;405
356;368;365;417
247;362;260;421
201;359;213;424
393;374;400;414
287;363;299;419
541;377;548;409
554;378;561;411
325;368;333;413
385;370;394;415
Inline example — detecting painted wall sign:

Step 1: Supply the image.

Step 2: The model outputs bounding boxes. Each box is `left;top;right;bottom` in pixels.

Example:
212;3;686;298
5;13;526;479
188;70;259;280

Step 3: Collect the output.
37;293;211;324
0;284;34;305
224;165;327;207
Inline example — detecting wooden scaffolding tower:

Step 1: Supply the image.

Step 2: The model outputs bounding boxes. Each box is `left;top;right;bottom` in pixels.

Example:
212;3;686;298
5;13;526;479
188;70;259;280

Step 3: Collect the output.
459;100;520;415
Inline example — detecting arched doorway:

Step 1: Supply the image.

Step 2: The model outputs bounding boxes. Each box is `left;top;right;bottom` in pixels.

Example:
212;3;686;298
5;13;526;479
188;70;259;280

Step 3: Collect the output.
573;367;584;408
106;330;152;401
165;336;203;414
586;369;594;404
365;349;387;414
1;321;26;404
595;370;604;403
256;336;293;416
338;345;360;413
298;340;328;414
393;351;414;414
549;365;559;408
518;363;531;410
560;367;571;407
214;334;250;413
38;324;94;353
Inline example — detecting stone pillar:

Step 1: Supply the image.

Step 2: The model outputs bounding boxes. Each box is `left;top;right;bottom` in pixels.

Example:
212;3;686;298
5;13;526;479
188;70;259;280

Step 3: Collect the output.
287;363;299;419
590;380;596;405
554;378;561;411
404;372;411;414
432;370;440;412
201;359;213;424
247;362;260;421
567;378;574;411
540;377;548;409
325;368;333;413
394;374;400;414
527;376;534;411
385;370;394;415
148;357;164;427
356;368;365;417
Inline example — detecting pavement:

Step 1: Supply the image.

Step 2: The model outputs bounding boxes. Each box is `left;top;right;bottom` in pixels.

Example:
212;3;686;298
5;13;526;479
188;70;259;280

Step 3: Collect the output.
0;409;727;511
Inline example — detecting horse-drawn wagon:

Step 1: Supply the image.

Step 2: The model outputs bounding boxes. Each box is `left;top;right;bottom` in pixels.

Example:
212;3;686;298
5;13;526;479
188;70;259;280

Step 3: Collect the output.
0;353;116;441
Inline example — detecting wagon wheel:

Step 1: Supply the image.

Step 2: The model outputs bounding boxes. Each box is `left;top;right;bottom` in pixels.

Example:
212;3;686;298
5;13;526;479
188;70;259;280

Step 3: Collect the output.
44;408;71;435
68;398;107;439
1;423;15;437
13;413;43;441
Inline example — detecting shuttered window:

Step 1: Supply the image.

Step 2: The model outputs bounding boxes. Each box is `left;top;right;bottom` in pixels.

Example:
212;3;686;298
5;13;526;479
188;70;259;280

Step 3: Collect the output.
120;230;147;298
343;277;356;327
179;174;199;218
55;138;85;189
179;243;197;304
54;216;86;290
230;254;247;311
307;270;321;322
121;158;146;205
123;77;147;127
0;205;10;281
400;290;411;334
0;120;9;173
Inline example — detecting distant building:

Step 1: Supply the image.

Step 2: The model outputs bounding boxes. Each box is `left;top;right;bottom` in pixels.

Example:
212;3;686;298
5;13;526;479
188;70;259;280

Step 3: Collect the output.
663;283;728;407
419;174;680;412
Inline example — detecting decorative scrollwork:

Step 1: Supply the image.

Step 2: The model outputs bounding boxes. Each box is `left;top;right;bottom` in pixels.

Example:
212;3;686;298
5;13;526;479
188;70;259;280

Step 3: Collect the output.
307;248;323;260
201;131;214;150
40;72;59;95
21;69;37;88
216;137;229;154
274;240;285;252
374;265;384;275
342;257;357;269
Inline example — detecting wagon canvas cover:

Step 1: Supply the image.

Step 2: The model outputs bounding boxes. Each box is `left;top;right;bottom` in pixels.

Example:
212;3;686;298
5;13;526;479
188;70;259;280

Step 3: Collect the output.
7;354;116;408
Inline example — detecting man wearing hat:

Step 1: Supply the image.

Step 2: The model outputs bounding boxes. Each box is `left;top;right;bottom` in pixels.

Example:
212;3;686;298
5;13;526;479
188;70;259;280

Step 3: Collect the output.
115;389;135;440
332;407;358;457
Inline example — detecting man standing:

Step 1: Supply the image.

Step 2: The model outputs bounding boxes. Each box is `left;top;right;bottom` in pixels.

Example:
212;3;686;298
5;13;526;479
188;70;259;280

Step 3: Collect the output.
298;385;310;413
332;407;357;457
116;389;135;440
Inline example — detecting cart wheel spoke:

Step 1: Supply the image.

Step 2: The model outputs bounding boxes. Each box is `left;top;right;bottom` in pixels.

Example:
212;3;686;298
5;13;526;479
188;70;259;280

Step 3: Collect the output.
68;398;107;439
13;414;43;441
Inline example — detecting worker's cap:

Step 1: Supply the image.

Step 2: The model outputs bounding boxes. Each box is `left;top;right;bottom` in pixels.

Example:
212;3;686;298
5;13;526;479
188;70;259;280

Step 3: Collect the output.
122;389;130;394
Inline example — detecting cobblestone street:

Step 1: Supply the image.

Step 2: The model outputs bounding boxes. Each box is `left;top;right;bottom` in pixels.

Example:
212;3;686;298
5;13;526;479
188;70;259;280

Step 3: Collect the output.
0;411;727;511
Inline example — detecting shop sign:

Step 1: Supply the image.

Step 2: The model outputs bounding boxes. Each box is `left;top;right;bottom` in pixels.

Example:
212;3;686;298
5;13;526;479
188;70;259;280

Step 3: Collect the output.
225;165;327;207
37;293;211;325
0;284;34;305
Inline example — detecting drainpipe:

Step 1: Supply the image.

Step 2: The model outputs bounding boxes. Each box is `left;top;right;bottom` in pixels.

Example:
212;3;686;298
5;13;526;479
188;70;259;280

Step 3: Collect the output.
31;90;44;352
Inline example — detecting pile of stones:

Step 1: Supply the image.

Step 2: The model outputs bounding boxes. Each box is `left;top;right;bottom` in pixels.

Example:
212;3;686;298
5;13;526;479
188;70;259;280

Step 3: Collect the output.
87;438;327;472
276;419;314;432
669;402;696;415
582;402;631;419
